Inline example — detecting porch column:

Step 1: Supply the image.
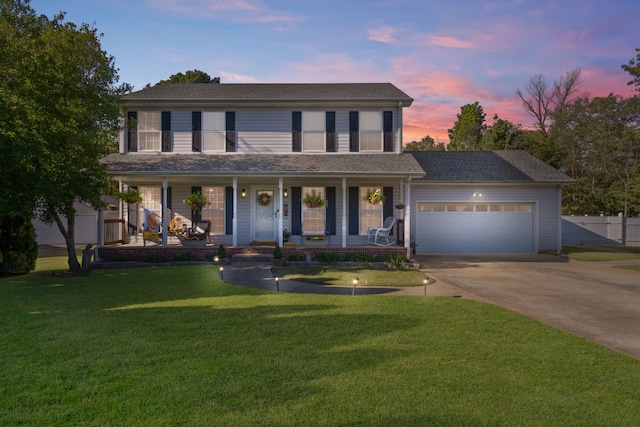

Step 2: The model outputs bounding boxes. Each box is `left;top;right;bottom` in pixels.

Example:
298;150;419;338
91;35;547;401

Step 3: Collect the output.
342;178;347;247
162;178;168;247
233;177;238;247
278;178;284;247
404;176;411;259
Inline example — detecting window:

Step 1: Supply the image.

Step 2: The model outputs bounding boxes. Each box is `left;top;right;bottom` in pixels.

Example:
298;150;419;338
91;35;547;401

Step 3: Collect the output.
418;203;432;212
201;187;225;234
202;112;225;152
302;111;325;151
462;204;474;212
475;204;488;212
490;204;502;212
138;112;161;151
447;204;459;212
302;187;325;234
433;203;445;212
360;111;382;151
359;187;383;234
518;203;532;212
138;186;162;229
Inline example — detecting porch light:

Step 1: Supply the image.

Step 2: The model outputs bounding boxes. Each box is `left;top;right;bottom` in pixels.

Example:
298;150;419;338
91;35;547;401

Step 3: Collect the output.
473;192;482;199
241;189;246;198
283;188;288;198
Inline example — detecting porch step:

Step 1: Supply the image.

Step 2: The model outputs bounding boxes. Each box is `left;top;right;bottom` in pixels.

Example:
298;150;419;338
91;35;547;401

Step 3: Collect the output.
231;253;272;263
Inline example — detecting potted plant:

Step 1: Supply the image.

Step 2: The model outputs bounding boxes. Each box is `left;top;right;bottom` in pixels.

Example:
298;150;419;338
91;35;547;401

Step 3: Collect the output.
365;188;386;205
183;192;209;213
283;229;291;242
303;190;326;208
272;243;284;266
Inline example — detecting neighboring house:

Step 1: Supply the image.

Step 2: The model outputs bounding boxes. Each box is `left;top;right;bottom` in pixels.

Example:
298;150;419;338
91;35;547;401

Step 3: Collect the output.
99;82;573;255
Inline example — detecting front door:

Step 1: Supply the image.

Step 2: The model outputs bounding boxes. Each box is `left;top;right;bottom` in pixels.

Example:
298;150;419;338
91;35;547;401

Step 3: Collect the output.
254;188;277;241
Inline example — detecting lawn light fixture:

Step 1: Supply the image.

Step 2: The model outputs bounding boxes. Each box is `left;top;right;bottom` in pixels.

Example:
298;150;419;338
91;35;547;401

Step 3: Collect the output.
214;255;219;264
241;189;246;198
274;276;280;292
352;277;359;296
283;188;288;198
473;192;482;199
423;277;429;296
219;266;224;280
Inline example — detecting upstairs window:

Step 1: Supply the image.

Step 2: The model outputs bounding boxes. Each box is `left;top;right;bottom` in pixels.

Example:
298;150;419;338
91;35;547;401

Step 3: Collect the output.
360;111;383;151
302;111;326;151
202;112;226;152
138;111;161;151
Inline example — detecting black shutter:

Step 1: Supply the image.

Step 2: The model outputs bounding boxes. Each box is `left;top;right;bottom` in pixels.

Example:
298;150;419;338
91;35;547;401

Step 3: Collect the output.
225;186;233;235
326;111;336;152
292;111;302;152
349;187;359;235
291;187;302;235
192;111;202;152
161;111;171;152
127;111;137;152
383;111;393;152
166;186;172;210
191;186;202;223
325;187;336;235
349;111;359;152
383;186;393;220
225;112;236;152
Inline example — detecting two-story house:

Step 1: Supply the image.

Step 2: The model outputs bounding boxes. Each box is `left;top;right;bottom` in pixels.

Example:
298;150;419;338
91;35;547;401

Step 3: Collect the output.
100;82;573;256
101;83;424;255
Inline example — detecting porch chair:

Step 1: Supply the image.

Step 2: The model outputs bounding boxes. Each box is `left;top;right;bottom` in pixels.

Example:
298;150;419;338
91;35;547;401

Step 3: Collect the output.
189;220;211;244
367;216;396;246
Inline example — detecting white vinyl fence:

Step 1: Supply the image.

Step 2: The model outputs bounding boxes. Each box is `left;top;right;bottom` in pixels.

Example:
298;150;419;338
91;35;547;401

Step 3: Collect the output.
562;214;640;246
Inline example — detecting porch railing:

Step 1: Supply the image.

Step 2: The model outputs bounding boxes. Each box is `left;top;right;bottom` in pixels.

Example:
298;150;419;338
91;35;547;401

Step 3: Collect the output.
104;219;125;245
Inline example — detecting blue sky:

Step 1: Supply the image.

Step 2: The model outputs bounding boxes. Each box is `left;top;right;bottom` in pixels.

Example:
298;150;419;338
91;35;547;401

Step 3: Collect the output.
29;0;640;142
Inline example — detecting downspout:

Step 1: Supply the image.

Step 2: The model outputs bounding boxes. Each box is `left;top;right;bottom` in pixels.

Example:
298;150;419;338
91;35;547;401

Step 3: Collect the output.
557;184;563;254
397;102;403;153
278;178;284;247
233;177;238;247
405;177;412;259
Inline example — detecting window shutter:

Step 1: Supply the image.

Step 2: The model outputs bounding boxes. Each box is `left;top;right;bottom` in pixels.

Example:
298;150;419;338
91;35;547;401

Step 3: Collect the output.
292;111;302;152
225;186;233;235
291;187;302;235
191;186;202;223
383;186;393;219
161;111;171;152
349;187;359;235
127;111;137;152
225;112;236;152
383;111;393;152
166;186;172;210
325;187;336;235
192;111;202;152
326;111;336;152
349;111;359;152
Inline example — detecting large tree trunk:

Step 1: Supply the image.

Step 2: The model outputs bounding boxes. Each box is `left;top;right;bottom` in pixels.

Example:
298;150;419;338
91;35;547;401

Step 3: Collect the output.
53;206;81;272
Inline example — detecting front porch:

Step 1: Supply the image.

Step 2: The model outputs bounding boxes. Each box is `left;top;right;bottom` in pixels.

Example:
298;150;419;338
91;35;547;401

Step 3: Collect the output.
98;241;407;263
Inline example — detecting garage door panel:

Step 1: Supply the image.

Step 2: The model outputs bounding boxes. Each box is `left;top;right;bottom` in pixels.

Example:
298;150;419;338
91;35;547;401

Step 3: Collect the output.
416;206;533;253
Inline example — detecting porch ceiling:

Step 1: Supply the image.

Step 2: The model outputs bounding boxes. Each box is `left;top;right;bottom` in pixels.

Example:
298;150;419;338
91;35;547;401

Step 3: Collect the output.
101;153;425;180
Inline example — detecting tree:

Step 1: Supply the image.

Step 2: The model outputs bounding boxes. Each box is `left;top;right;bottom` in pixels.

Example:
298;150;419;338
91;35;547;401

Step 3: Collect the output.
152;69;220;86
480;114;521;150
404;135;445;151
0;0;129;271
621;48;640;92
516;69;582;134
447;102;486;151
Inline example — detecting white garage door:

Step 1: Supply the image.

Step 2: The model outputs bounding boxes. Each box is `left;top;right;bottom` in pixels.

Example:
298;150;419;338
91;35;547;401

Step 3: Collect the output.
416;202;534;253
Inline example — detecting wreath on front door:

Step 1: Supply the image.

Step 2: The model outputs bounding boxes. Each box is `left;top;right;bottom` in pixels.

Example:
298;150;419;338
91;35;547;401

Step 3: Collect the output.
257;192;272;206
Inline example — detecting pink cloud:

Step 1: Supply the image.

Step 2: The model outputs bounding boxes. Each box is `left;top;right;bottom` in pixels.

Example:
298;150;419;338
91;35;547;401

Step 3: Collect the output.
145;0;299;24
428;36;476;49
368;26;396;43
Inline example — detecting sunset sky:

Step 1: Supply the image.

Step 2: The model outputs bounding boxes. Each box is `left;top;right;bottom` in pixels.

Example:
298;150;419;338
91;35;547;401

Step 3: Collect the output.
30;0;640;143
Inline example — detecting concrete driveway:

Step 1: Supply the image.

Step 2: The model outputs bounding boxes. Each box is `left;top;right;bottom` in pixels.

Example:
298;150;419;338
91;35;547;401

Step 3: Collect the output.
416;253;640;360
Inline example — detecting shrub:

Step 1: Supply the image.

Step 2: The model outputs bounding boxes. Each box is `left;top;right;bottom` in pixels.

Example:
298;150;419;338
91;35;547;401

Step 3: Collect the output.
171;253;196;262
0;213;38;275
342;252;376;262
142;254;165;263
273;244;282;259
217;244;226;259
314;252;340;263
286;253;306;261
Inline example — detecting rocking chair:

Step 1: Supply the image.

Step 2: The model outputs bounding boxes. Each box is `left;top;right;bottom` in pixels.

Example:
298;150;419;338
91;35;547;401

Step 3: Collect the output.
367;217;396;246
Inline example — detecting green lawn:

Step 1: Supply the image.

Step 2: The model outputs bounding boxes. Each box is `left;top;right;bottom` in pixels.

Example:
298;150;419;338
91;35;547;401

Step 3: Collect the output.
1;255;639;426
563;245;640;261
